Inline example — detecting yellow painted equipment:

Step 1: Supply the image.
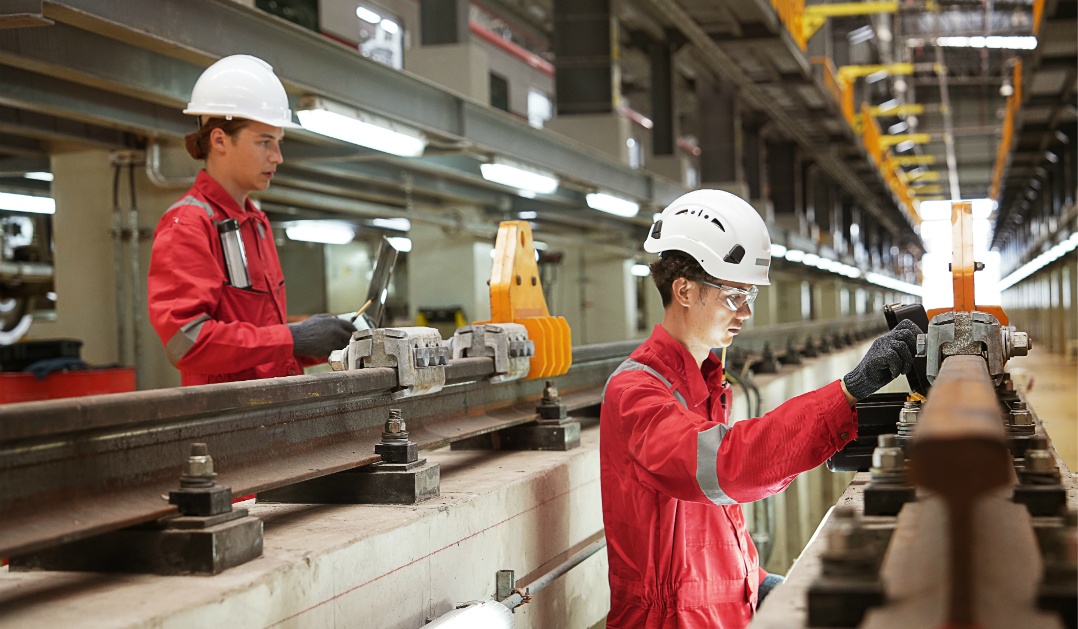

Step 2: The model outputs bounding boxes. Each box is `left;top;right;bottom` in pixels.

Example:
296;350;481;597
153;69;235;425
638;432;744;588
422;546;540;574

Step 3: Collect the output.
894;155;938;167
879;133;932;147
802;1;898;41
482;221;572;379
868;103;926;117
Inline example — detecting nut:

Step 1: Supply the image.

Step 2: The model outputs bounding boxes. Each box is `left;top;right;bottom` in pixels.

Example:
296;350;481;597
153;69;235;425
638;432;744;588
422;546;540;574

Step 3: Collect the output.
1026;449;1056;474
915;333;927;357
328;348;347;371
872;445;905;470
1010;331;1030;357
1010;408;1032;427
899;403;921;424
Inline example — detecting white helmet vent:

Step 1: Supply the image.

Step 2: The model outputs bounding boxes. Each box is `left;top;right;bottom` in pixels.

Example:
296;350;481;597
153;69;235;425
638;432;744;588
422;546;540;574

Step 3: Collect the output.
673;207;726;232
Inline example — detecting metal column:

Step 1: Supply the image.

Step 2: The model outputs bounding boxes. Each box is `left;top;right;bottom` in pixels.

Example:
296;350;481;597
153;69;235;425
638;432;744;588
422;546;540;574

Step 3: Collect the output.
697;77;741;187
553;0;616;115
649;33;679;157
419;0;469;45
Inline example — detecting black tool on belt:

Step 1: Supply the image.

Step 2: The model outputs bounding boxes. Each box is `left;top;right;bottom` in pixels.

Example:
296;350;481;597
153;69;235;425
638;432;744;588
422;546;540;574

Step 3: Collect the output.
216;218;251;289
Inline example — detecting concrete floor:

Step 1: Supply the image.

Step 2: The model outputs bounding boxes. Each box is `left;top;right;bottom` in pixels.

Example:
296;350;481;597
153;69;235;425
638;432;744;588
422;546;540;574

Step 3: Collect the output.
1008;349;1078;473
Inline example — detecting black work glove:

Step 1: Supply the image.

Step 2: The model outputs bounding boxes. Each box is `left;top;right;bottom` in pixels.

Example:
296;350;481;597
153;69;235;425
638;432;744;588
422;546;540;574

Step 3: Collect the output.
288;313;355;358
842;319;920;400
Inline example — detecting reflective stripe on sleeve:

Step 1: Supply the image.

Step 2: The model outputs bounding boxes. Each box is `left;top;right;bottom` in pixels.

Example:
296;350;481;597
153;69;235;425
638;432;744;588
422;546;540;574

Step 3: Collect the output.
696;423;735;505
167;195;215;218
165;314;210;365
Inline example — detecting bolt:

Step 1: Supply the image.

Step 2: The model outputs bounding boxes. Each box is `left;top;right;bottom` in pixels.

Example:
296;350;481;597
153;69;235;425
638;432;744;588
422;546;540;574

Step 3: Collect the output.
916;334;927;357
1011;331;1030;357
383;408;407;440
1012;401;1027;410
180;442;216;487
827;506;863;553
542;380;559;403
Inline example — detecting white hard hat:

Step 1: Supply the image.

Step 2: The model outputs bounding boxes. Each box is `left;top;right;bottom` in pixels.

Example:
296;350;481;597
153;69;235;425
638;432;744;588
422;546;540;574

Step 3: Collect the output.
183;54;300;129
644;189;772;285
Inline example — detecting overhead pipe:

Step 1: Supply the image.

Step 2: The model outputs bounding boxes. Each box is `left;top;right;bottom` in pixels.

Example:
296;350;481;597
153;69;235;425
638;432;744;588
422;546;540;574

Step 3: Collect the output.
145;140;196;189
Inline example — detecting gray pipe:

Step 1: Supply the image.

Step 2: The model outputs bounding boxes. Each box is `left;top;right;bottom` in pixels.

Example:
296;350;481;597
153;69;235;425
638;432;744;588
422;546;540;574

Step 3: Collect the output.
499;535;607;611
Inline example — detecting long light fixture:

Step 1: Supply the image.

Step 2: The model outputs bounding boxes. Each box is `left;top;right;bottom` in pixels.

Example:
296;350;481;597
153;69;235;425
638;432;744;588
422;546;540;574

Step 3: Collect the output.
0;191;55;215
936;36;1037;50
631;263;651;277
998;232;1078;290
23;172;53;182
586;192;639;217
369;217;411;231
387;236;412;252
284;220;355;245
296;96;427;157
480;158;559;195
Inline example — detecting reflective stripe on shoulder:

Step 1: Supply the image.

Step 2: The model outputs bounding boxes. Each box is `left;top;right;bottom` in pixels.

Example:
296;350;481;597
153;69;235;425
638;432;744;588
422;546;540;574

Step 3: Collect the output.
602;358;688;408
165;314;210;365
697;423;735;505
167;195;215;218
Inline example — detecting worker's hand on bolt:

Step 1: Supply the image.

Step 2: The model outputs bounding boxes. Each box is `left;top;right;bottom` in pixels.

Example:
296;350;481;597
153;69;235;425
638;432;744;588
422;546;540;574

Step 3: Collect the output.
288;313;356;358
842;319;920;401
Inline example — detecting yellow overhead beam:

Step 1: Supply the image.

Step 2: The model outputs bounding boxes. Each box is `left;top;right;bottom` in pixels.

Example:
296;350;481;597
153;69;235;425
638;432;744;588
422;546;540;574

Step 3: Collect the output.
803;1;898;41
907;171;941;182
909;184;943;194
893;155;938;167
869;103;926;117
879;133;932;147
838;63;914;82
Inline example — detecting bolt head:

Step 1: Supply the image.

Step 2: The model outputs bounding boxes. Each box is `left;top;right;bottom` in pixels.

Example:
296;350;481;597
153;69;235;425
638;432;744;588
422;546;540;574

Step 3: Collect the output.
916;334;927;357
328;348;347;371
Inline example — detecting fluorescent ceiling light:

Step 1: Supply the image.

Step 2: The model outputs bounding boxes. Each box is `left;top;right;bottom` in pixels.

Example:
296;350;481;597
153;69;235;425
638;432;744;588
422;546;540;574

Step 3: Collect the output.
0;191;55;215
784;249;805;263
380;19;399;34
518;211;538;220
770;243;787;258
878;99;899;112
480;160;559;195
369;217;410;231
888;121;908;134
631;263;651;277
296;97;427;157
585;192;639;217
802;253;821;267
387;236;412;252
865;272;922;296
917;199;996;221
285;221;355;245
895;140;916;152
23;172;53;182
356;7;381;23
936;36;1037;50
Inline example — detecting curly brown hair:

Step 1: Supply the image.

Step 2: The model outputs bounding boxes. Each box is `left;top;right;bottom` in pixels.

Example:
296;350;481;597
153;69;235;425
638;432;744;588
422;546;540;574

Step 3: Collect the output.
649;251;719;307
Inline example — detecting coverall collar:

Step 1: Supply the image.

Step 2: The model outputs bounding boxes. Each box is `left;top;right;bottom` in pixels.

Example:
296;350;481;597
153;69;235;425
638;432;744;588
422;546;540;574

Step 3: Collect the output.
648;324;724;407
193;170;262;220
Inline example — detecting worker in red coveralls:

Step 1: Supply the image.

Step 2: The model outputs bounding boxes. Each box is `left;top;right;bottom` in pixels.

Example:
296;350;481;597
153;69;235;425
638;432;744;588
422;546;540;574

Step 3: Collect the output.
148;55;353;386
600;189;919;628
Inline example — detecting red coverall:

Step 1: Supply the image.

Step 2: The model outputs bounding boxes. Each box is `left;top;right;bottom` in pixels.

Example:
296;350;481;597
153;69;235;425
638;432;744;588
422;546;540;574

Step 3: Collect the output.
600;325;858;628
148;171;308;385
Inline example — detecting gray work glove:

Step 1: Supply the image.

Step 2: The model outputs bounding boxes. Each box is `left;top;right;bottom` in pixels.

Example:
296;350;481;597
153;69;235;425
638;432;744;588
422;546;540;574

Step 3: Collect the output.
842;319;920;400
288;313;355;358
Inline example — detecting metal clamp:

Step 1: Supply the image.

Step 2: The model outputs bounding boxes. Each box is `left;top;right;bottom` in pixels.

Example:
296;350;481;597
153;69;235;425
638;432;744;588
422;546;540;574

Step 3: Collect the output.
449;323;534;383
329;327;447;399
916;311;1024;385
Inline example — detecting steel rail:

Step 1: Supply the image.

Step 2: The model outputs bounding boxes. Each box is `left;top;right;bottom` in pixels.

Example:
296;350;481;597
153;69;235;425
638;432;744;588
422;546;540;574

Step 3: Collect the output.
0;346;626;558
908;355;1013;626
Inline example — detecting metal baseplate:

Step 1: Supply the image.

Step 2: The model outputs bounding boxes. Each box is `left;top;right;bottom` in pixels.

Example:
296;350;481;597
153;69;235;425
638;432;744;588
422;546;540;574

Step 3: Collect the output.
329;326;448;398
449;323;535;383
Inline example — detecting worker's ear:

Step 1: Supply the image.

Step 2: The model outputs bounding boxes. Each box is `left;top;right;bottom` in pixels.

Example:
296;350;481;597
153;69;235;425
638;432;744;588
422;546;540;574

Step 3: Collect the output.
671;277;693;308
208;127;230;155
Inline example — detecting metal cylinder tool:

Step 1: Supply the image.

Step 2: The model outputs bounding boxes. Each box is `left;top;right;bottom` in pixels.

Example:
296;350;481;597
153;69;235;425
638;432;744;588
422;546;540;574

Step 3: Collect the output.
216;218;250;289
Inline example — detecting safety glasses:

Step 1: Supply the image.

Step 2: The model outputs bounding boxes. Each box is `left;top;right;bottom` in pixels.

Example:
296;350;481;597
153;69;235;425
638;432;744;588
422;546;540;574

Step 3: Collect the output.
697;280;758;311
